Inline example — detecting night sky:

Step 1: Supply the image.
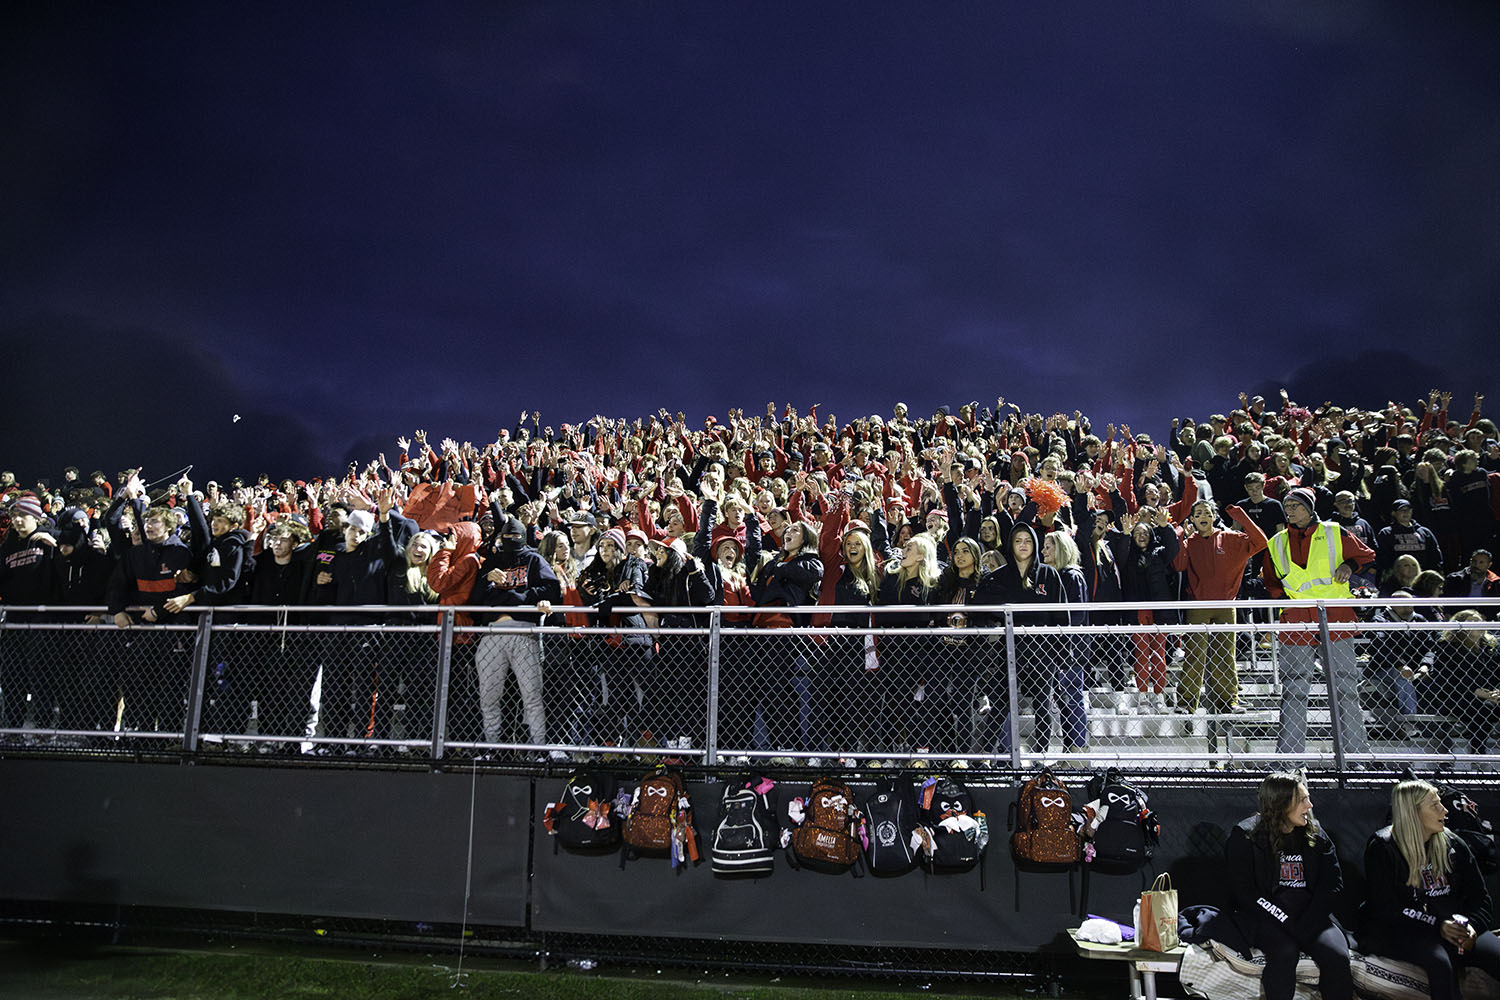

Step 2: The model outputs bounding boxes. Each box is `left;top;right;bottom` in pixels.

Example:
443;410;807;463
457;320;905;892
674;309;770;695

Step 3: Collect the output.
3;2;1496;486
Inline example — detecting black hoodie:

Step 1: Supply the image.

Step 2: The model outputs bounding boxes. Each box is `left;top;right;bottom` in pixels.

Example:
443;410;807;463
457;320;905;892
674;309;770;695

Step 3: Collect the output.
972;521;1068;626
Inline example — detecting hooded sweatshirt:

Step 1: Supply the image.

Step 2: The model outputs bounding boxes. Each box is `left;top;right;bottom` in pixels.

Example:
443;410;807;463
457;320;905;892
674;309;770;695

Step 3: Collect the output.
426;521;484;635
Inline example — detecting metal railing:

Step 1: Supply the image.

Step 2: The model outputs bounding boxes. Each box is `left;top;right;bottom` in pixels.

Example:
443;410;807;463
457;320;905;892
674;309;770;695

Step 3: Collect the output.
2;599;1497;772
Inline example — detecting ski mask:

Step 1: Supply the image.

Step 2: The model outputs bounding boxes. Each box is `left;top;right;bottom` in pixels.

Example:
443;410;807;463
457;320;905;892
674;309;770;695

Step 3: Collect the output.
498;515;525;553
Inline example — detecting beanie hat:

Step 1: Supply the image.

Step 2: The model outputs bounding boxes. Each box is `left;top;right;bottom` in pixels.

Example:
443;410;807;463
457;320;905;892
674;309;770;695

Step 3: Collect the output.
601;527;627;553
1284;488;1317;514
9;495;45;521
500;515;526;537
345;510;376;534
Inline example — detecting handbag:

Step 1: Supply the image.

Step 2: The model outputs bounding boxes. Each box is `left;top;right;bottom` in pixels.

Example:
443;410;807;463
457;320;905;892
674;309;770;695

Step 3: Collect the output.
1138;872;1180;951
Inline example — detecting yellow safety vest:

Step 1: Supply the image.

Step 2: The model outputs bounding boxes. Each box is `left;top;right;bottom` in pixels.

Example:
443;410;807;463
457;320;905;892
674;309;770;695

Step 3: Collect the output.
1267;521;1348;601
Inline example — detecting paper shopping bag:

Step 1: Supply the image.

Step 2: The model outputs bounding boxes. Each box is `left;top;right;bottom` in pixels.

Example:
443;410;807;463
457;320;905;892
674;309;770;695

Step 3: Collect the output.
1138;872;1179;951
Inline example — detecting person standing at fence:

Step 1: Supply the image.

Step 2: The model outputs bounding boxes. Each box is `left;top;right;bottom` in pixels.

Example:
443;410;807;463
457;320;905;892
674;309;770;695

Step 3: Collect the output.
820;518;884;758
644;533;718;751
876;532;937;758
105;478;197;734
1040;529;1090;757
1209;772;1353;1000
382;511;441;749
972;521;1068;756
747;515;823;757
247;517;317;742
1362;778;1500;1000
165;485;256;738
1115;507;1180;714
471;514;558;756
1262;487;1374;760
325;490;416;745
1171;499;1267;722
0;494;60;733
694;486;755;752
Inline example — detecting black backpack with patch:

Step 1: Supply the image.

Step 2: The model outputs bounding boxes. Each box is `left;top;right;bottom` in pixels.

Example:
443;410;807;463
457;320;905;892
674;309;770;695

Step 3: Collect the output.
862;776;921;876
711;777;778;878
1082;769;1157;875
918;775;989;884
542;770;622;851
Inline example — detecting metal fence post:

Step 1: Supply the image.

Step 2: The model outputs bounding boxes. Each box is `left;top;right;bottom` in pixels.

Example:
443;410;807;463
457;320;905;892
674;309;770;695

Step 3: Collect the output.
705;609;722;766
1317;601;1347;774
1004;608;1022;770
183;609;215;753
431;609;455;761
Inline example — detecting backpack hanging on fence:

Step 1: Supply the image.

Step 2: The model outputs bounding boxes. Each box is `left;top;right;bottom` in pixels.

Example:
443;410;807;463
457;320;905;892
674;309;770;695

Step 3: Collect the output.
622;769;700;869
787;776;866;875
542;770;622;852
711;776;778;878
1081;768;1159;875
1009;769;1080;867
1437;781;1497;875
862;776;922;876
917;775;989;886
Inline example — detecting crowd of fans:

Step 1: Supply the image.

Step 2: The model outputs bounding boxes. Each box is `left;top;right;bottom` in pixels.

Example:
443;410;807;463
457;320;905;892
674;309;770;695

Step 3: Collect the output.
1;388;1498;761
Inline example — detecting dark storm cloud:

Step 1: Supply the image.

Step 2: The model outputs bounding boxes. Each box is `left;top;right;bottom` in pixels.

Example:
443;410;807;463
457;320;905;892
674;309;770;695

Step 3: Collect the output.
3;316;330;485
0;2;1495;480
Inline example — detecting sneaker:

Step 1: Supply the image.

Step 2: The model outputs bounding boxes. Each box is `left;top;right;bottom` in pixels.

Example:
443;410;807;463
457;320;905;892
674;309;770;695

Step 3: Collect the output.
807;757;823;768
547;749;570;762
952;758;970;770
768;756;794;767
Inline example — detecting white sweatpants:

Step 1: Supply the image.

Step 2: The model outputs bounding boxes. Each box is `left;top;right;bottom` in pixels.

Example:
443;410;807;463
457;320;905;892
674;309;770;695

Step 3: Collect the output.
474;623;546;746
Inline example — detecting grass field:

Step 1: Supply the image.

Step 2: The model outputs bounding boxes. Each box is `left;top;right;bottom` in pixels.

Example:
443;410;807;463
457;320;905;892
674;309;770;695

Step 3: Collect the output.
0;944;1077;1000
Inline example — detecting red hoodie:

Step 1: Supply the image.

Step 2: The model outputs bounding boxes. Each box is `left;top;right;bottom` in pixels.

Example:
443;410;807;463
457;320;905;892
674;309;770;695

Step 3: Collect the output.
426;521;483;638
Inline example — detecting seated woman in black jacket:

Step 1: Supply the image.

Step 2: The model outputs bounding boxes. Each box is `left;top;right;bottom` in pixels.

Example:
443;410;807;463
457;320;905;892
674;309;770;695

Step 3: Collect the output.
1362;778;1500;1000
1217;772;1352;1000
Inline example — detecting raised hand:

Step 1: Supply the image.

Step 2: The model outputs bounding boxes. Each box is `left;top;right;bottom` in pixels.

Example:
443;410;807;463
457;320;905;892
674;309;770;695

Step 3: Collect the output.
396;435;410;452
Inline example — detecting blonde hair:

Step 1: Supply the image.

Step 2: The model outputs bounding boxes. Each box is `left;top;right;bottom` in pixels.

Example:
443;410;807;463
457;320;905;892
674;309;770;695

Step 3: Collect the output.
841;530;880;598
1391;779;1450;888
896;533;940;592
1044;530;1081;570
1442;609;1497;649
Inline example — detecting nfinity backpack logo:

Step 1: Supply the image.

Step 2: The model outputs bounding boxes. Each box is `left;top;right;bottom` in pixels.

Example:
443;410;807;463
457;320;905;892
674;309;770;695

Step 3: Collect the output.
877;821;898;847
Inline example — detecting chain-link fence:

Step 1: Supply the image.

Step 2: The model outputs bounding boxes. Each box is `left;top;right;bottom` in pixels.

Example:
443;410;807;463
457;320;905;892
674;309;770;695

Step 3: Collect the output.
3;600;1498;771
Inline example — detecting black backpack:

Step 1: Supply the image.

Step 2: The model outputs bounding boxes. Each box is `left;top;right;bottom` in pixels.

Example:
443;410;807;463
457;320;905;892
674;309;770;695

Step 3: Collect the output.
542;770;621;851
862;776;921;876
918;775;989;882
1082;769;1158;875
1437;781;1497;875
711;777;778;878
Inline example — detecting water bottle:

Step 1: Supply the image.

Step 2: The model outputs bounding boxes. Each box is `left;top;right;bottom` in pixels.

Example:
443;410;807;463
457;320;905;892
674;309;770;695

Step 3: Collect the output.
246;700;260;737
